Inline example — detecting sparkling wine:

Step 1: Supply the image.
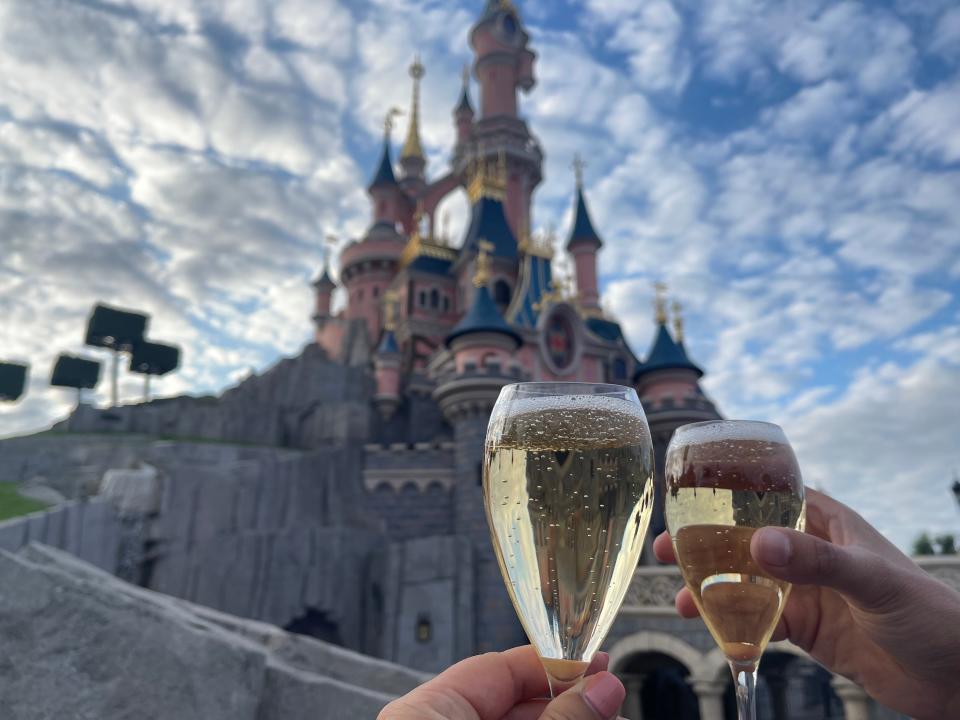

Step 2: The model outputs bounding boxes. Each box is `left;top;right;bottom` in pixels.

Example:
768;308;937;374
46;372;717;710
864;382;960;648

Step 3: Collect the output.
665;435;805;667
484;395;654;672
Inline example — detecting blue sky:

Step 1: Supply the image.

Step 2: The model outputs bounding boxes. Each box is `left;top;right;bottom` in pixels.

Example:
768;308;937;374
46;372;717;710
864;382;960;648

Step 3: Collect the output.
0;0;958;548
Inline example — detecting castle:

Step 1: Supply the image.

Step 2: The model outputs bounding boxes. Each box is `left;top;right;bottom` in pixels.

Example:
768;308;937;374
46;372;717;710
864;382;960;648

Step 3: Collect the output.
310;0;722;658
0;2;918;718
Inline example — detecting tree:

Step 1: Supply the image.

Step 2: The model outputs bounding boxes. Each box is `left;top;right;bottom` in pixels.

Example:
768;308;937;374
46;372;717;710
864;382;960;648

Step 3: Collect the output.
935;534;957;555
913;532;936;556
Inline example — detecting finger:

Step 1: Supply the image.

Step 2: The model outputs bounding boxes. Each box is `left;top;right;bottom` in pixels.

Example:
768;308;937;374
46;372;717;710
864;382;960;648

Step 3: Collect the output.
653;531;676;564
499;654;609;720
502;699;548;720
585;651;609;676
386;645;550;719
675;587;700;618
751;527;907;611
540;672;625;720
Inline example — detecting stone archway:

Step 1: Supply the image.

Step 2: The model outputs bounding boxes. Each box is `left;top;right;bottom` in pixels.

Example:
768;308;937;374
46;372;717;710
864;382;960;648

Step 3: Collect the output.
608;632;706;720
696;642;845;720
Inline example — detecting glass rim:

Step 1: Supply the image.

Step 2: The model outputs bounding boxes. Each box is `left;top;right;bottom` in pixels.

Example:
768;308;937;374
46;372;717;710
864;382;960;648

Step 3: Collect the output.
501;381;636;396
674;419;784;433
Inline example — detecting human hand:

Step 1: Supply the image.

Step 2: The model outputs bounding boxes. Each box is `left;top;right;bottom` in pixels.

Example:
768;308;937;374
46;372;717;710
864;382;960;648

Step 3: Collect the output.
654;487;960;720
377;645;626;720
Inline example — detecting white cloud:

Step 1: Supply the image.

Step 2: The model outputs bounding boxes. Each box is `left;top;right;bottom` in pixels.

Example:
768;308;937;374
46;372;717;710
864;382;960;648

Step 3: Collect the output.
783;348;960;550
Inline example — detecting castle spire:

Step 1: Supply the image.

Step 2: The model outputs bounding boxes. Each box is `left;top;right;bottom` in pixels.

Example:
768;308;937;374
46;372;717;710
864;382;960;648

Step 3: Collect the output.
654;282;668;325
672;300;685;344
369;108;401;190
401;55;426;175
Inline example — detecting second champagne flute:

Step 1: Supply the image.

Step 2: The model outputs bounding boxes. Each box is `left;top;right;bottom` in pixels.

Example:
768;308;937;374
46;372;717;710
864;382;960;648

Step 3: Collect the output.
665;420;806;720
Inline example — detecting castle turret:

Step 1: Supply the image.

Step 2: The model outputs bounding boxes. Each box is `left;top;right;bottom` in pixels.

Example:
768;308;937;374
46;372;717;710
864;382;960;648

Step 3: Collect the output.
454;66;475;145
311;265;336;326
566;154;603;315
464;1;542;240
368;110;406;226
433;241;525;653
399;56;427;190
339;115;408;342
635;285;721;560
374;291;402;420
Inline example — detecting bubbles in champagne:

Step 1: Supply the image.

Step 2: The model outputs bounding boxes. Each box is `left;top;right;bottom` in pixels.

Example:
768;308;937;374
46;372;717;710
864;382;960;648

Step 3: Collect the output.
485;399;654;666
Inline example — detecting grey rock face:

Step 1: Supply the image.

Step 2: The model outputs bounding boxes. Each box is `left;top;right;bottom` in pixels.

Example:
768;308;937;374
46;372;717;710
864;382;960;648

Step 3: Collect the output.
0;544;427;720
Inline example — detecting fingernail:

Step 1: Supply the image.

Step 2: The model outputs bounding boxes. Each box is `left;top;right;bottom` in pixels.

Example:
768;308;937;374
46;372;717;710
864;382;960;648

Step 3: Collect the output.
582;672;624;719
756;528;792;567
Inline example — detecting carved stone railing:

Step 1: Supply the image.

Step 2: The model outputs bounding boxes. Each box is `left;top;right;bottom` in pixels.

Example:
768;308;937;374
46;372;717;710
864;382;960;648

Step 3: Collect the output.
621;565;685;614
915;555;960;592
622;555;960;613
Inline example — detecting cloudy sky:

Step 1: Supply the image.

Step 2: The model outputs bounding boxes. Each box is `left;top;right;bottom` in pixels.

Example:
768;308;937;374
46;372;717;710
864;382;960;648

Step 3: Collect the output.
1;0;958;548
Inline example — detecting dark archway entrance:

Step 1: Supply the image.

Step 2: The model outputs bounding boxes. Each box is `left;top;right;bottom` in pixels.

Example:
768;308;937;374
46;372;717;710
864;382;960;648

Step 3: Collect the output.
284;608;343;646
722;652;844;719
618;652;700;720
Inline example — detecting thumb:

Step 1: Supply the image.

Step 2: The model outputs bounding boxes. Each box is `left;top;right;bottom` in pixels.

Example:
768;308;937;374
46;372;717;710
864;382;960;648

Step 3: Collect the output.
539;671;625;720
751;527;904;610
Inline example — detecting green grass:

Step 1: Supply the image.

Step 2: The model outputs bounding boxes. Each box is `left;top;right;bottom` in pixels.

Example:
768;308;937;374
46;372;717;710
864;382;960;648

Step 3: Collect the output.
0;482;50;522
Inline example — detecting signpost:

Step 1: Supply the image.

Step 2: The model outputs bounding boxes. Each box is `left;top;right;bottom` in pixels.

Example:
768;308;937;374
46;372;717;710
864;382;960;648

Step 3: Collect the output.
129;341;180;401
51;354;101;408
0;362;29;402
84;304;148;408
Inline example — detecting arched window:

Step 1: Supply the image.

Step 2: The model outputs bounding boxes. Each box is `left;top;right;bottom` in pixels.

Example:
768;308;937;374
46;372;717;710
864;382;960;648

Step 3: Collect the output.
430;288;440;309
443;296;450;312
418;290;427;307
373;286;379;298
493;279;511;312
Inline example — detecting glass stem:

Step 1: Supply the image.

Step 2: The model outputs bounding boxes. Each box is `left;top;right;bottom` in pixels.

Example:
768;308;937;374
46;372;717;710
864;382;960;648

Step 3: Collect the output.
731;662;757;720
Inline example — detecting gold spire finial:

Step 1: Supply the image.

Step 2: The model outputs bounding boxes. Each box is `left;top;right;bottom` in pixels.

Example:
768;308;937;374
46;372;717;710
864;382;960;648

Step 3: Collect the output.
401;56;426;163
672;300;684;343
384;107;403;139
474;239;494;287
654;282;668;325
572;153;586;189
383;290;399;332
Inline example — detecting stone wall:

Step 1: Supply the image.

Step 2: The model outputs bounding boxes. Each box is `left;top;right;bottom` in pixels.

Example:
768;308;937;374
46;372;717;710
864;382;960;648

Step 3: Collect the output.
378;535;475;674
0;543;427;720
144;445;378;650
0;498;120;572
58;344;373;449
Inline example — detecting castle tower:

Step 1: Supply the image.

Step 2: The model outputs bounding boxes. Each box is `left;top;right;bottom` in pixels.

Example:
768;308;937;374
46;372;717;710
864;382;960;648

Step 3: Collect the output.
373;291;402;420
311;265;336;326
338;114;408;343
463;0;542;239
434;242;525;653
635;286;721;558
399;56;427;192
454;66;475;146
566;154;603;315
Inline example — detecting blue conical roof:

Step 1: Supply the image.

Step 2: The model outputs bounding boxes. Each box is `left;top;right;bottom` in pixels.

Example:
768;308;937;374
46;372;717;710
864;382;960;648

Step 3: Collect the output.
368;138;397;189
377;328;400;355
566;187;602;250
460;196;518;259
446;284;522;347
312;266;335;289
456;83;473;115
635;323;703;378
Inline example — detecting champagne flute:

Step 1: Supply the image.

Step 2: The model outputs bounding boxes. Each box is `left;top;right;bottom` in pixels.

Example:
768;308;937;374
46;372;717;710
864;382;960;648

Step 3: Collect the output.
664;420;805;720
484;382;655;696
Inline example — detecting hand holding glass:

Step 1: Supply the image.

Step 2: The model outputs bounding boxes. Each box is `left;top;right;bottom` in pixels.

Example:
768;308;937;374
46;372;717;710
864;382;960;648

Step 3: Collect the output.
483;383;655;695
664;420;805;720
